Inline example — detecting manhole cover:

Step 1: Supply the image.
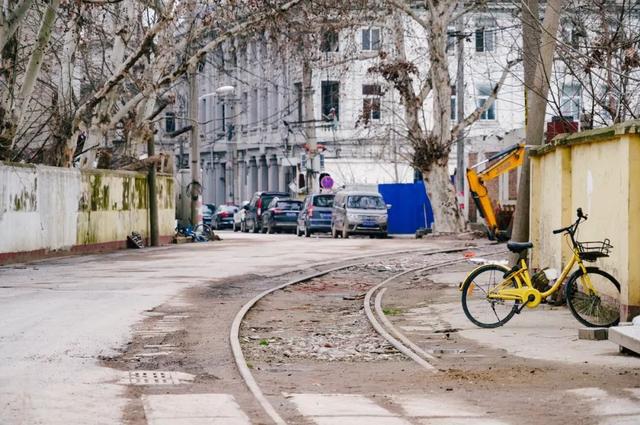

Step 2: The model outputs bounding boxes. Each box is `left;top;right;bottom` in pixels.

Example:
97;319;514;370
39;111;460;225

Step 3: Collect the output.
122;371;195;386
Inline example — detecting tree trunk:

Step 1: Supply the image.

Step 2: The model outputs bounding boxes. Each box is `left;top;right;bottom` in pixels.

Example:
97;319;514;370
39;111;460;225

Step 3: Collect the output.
511;0;564;243
424;164;465;233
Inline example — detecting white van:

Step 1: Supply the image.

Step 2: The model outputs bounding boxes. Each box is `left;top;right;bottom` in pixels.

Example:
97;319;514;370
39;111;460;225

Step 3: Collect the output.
331;191;389;238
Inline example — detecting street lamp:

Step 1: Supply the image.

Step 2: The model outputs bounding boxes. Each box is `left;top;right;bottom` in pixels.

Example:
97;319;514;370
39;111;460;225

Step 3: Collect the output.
214;85;238;204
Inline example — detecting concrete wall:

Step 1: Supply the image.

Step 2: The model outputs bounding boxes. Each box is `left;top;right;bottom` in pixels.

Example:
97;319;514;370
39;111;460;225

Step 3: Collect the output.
530;121;640;320
0;162;174;263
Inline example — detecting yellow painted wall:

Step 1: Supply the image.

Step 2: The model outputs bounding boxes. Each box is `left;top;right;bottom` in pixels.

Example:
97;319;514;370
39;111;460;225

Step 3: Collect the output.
530;122;640;320
76;170;174;244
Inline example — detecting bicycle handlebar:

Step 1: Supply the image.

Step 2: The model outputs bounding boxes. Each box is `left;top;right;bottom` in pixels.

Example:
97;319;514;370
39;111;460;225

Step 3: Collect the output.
552;208;588;235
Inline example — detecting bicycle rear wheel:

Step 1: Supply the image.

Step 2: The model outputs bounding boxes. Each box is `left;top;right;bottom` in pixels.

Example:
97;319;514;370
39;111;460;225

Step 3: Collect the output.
461;264;519;328
565;267;620;327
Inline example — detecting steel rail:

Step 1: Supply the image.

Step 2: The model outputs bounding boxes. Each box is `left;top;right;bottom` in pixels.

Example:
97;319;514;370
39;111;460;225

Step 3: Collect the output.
365;249;509;371
230;245;475;424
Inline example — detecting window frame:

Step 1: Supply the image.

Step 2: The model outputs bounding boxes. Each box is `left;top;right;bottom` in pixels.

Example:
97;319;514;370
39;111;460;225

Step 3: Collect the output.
362;84;382;122
320;30;339;52
321;80;340;121
362;27;381;51
477;84;497;121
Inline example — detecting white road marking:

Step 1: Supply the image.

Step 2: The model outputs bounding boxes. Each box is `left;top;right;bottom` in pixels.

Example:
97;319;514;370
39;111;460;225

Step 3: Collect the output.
142;393;251;425
393;394;510;425
567;387;640;424
286;393;411;425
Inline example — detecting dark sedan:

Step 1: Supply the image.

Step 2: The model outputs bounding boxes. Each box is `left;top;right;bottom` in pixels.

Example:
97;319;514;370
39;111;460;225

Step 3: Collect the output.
212;204;239;230
297;193;334;237
261;198;303;234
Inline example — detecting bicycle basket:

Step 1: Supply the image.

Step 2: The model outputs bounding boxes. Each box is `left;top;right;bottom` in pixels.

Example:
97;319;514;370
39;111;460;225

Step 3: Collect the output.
576;239;612;262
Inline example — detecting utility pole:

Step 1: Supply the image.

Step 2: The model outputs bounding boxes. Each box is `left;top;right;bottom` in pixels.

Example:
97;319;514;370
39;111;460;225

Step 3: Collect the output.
455;15;465;196
302;59;317;193
189;67;202;227
147;132;159;246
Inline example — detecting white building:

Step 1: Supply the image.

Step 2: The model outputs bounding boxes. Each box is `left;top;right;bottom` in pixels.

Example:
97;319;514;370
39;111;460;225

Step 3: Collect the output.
161;3;587;223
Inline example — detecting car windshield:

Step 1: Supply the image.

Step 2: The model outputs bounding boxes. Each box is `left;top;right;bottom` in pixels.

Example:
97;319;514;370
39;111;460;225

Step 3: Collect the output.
277;201;302;211
346;195;385;209
313;195;334;207
203;205;214;214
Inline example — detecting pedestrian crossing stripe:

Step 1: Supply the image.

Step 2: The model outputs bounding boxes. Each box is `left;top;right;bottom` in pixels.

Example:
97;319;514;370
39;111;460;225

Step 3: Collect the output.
141;389;640;425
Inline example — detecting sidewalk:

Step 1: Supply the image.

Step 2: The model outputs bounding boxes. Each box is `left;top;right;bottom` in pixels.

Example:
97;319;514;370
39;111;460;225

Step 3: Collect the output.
426;269;640;368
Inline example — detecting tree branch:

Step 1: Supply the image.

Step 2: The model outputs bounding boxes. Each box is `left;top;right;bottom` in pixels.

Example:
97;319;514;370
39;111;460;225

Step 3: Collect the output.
450;58;521;140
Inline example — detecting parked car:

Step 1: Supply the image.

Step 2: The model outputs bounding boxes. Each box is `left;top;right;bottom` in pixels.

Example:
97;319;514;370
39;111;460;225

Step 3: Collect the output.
244;191;290;233
233;201;250;232
261;198;303;234
212;204;239;230
296;193;335;237
202;203;216;225
331;191;389;238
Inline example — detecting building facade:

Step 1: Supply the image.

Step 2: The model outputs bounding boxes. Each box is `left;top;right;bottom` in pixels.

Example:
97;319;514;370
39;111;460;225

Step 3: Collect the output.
159;4;590;224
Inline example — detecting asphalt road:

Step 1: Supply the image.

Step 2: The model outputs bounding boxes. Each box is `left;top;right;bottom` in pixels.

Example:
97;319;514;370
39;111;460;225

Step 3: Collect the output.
0;232;430;425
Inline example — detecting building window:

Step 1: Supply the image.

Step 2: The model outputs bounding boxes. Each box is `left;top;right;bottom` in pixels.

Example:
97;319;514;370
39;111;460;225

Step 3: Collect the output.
450;85;457;121
446;29;456;54
320;30;339;52
241;92;248;132
271;85;279;125
362;84;381;122
560;83;581;120
165;112;175;133
477;84;496;121
261;88;269;125
250;88;258;128
475;18;496;52
321;81;340;121
362;28;380;51
294;82;303;123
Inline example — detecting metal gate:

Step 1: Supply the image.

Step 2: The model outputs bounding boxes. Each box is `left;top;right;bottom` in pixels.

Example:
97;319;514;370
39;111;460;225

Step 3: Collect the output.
378;182;433;234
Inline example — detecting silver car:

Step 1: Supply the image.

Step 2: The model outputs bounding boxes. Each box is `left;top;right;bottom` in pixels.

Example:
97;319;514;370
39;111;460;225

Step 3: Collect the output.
331;191;389;238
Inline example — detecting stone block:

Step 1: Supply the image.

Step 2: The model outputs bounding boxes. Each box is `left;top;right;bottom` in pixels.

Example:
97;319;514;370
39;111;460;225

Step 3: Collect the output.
578;327;608;340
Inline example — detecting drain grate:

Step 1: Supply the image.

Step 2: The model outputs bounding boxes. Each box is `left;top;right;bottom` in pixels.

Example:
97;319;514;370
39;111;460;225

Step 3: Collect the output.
124;370;195;386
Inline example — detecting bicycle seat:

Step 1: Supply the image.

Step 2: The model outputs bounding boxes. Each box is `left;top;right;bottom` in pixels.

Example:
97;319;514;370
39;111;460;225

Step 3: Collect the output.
507;242;533;253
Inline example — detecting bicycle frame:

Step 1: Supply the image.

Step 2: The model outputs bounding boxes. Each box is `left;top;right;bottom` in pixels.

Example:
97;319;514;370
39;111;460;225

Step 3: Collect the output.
487;247;594;308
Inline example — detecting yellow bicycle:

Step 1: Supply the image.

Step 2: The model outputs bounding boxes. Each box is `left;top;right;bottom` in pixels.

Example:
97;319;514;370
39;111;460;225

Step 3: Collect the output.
461;208;620;328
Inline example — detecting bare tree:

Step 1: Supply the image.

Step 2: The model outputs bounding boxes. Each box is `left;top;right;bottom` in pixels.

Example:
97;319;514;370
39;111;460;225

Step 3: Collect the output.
371;1;517;233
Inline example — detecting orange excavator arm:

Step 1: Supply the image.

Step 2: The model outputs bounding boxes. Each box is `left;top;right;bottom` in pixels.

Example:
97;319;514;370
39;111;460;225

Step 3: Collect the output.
466;144;525;241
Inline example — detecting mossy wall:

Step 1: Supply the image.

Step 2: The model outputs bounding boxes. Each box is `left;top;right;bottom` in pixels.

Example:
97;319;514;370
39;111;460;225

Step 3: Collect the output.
77;169;174;245
1;162;174;254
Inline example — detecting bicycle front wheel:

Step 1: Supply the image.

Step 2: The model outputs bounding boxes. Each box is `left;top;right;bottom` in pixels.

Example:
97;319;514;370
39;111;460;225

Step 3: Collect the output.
461;264;519;328
565;267;620;327
194;223;213;241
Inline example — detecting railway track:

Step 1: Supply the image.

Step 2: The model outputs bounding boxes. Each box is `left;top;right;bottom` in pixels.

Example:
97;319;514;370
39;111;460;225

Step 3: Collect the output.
231;244;505;424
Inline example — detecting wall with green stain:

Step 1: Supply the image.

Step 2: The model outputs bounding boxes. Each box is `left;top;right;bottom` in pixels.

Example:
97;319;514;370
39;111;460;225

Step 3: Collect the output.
1;162;175;256
76;169;174;245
